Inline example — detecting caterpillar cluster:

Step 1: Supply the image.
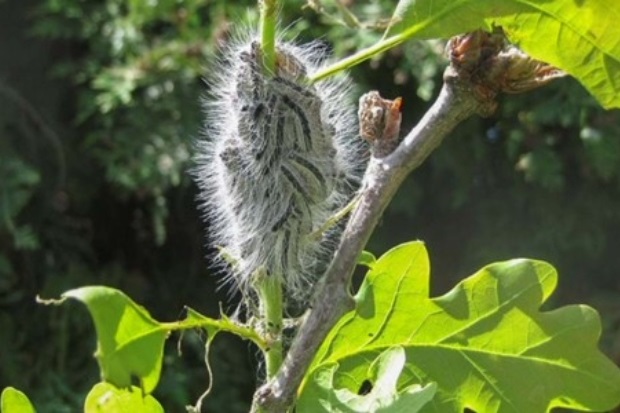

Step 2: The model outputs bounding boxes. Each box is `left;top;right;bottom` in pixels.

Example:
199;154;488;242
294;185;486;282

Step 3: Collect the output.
196;33;366;303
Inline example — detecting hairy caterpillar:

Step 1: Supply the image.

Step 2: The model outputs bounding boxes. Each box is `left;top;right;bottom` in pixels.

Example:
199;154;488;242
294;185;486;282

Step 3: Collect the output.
196;32;366;302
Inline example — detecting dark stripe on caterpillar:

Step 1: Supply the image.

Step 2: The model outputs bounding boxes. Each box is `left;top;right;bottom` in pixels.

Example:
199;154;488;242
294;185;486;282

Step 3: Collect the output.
291;154;326;187
272;201;294;232
281;164;310;200
272;76;318;100
281;95;313;151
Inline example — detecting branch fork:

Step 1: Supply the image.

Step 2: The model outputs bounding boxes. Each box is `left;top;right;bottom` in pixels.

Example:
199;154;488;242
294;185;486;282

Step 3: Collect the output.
251;29;562;413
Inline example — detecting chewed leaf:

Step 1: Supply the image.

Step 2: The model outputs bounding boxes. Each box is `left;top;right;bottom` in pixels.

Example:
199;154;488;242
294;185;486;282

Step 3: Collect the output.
300;242;620;412
298;347;436;413
84;383;163;413
1;387;36;413
45;286;264;400
62;287;167;394
382;0;620;109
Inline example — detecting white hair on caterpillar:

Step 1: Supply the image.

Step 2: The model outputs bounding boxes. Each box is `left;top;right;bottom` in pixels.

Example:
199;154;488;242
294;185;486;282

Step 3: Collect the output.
195;29;367;305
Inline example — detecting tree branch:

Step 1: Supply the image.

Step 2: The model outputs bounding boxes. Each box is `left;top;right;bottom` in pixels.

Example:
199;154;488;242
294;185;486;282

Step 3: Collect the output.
253;63;494;412
250;27;558;411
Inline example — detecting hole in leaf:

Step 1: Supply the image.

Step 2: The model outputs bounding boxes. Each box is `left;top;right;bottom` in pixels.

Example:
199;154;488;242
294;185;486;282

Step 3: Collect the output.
357;379;373;395
130;374;143;391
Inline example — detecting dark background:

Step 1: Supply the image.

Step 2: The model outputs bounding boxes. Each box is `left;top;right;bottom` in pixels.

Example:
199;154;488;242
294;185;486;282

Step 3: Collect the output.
1;0;620;411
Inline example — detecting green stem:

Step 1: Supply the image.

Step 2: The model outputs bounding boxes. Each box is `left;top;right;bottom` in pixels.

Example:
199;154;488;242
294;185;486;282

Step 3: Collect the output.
161;314;268;351
309;33;407;82
256;272;284;378
309;193;361;241
259;0;277;74
309;18;442;82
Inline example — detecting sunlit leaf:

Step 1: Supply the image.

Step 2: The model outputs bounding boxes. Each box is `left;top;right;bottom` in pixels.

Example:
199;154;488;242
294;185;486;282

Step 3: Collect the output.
301;242;620;412
62;287;168;394
298;347;436;412
382;0;620;109
84;383;163;413
1;387;36;413
52;286;264;398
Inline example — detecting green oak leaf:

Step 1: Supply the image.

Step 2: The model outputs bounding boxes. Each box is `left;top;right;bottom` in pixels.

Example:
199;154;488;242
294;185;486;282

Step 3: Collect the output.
50;286;263;400
383;0;520;41
1;387;36;413
62;287;168;394
300;241;620;412
84;382;163;413
313;0;619;108
298;346;436;412
382;0;620;109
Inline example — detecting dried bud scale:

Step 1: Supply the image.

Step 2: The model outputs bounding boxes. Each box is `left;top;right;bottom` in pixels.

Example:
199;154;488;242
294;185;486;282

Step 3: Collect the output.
358;91;403;158
196;32;366;303
447;28;565;114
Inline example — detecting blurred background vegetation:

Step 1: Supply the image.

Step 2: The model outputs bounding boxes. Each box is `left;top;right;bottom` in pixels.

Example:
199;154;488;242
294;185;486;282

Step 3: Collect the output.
1;0;619;411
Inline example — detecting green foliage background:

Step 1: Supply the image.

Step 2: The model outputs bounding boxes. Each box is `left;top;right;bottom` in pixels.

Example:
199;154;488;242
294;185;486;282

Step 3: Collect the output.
1;0;619;411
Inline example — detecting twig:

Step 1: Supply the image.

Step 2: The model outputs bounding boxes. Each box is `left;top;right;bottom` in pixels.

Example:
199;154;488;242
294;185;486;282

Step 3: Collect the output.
259;0;278;74
251;29;554;411
255;270;284;378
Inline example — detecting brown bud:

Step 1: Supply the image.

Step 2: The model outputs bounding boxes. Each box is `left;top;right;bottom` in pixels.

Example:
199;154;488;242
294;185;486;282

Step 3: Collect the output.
358;91;403;157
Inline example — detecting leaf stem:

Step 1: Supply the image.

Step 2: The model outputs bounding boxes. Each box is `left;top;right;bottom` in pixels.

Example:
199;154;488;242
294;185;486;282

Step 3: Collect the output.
258;0;283;379
260;0;278;74
255;272;284;378
309;17;443;82
161;313;268;351
309;32;408;82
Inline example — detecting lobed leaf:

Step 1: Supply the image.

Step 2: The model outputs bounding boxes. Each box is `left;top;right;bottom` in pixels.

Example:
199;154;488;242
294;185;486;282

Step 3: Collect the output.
54;286;263;399
300;242;620;412
62;287;168;394
382;0;620;109
298;347;436;412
